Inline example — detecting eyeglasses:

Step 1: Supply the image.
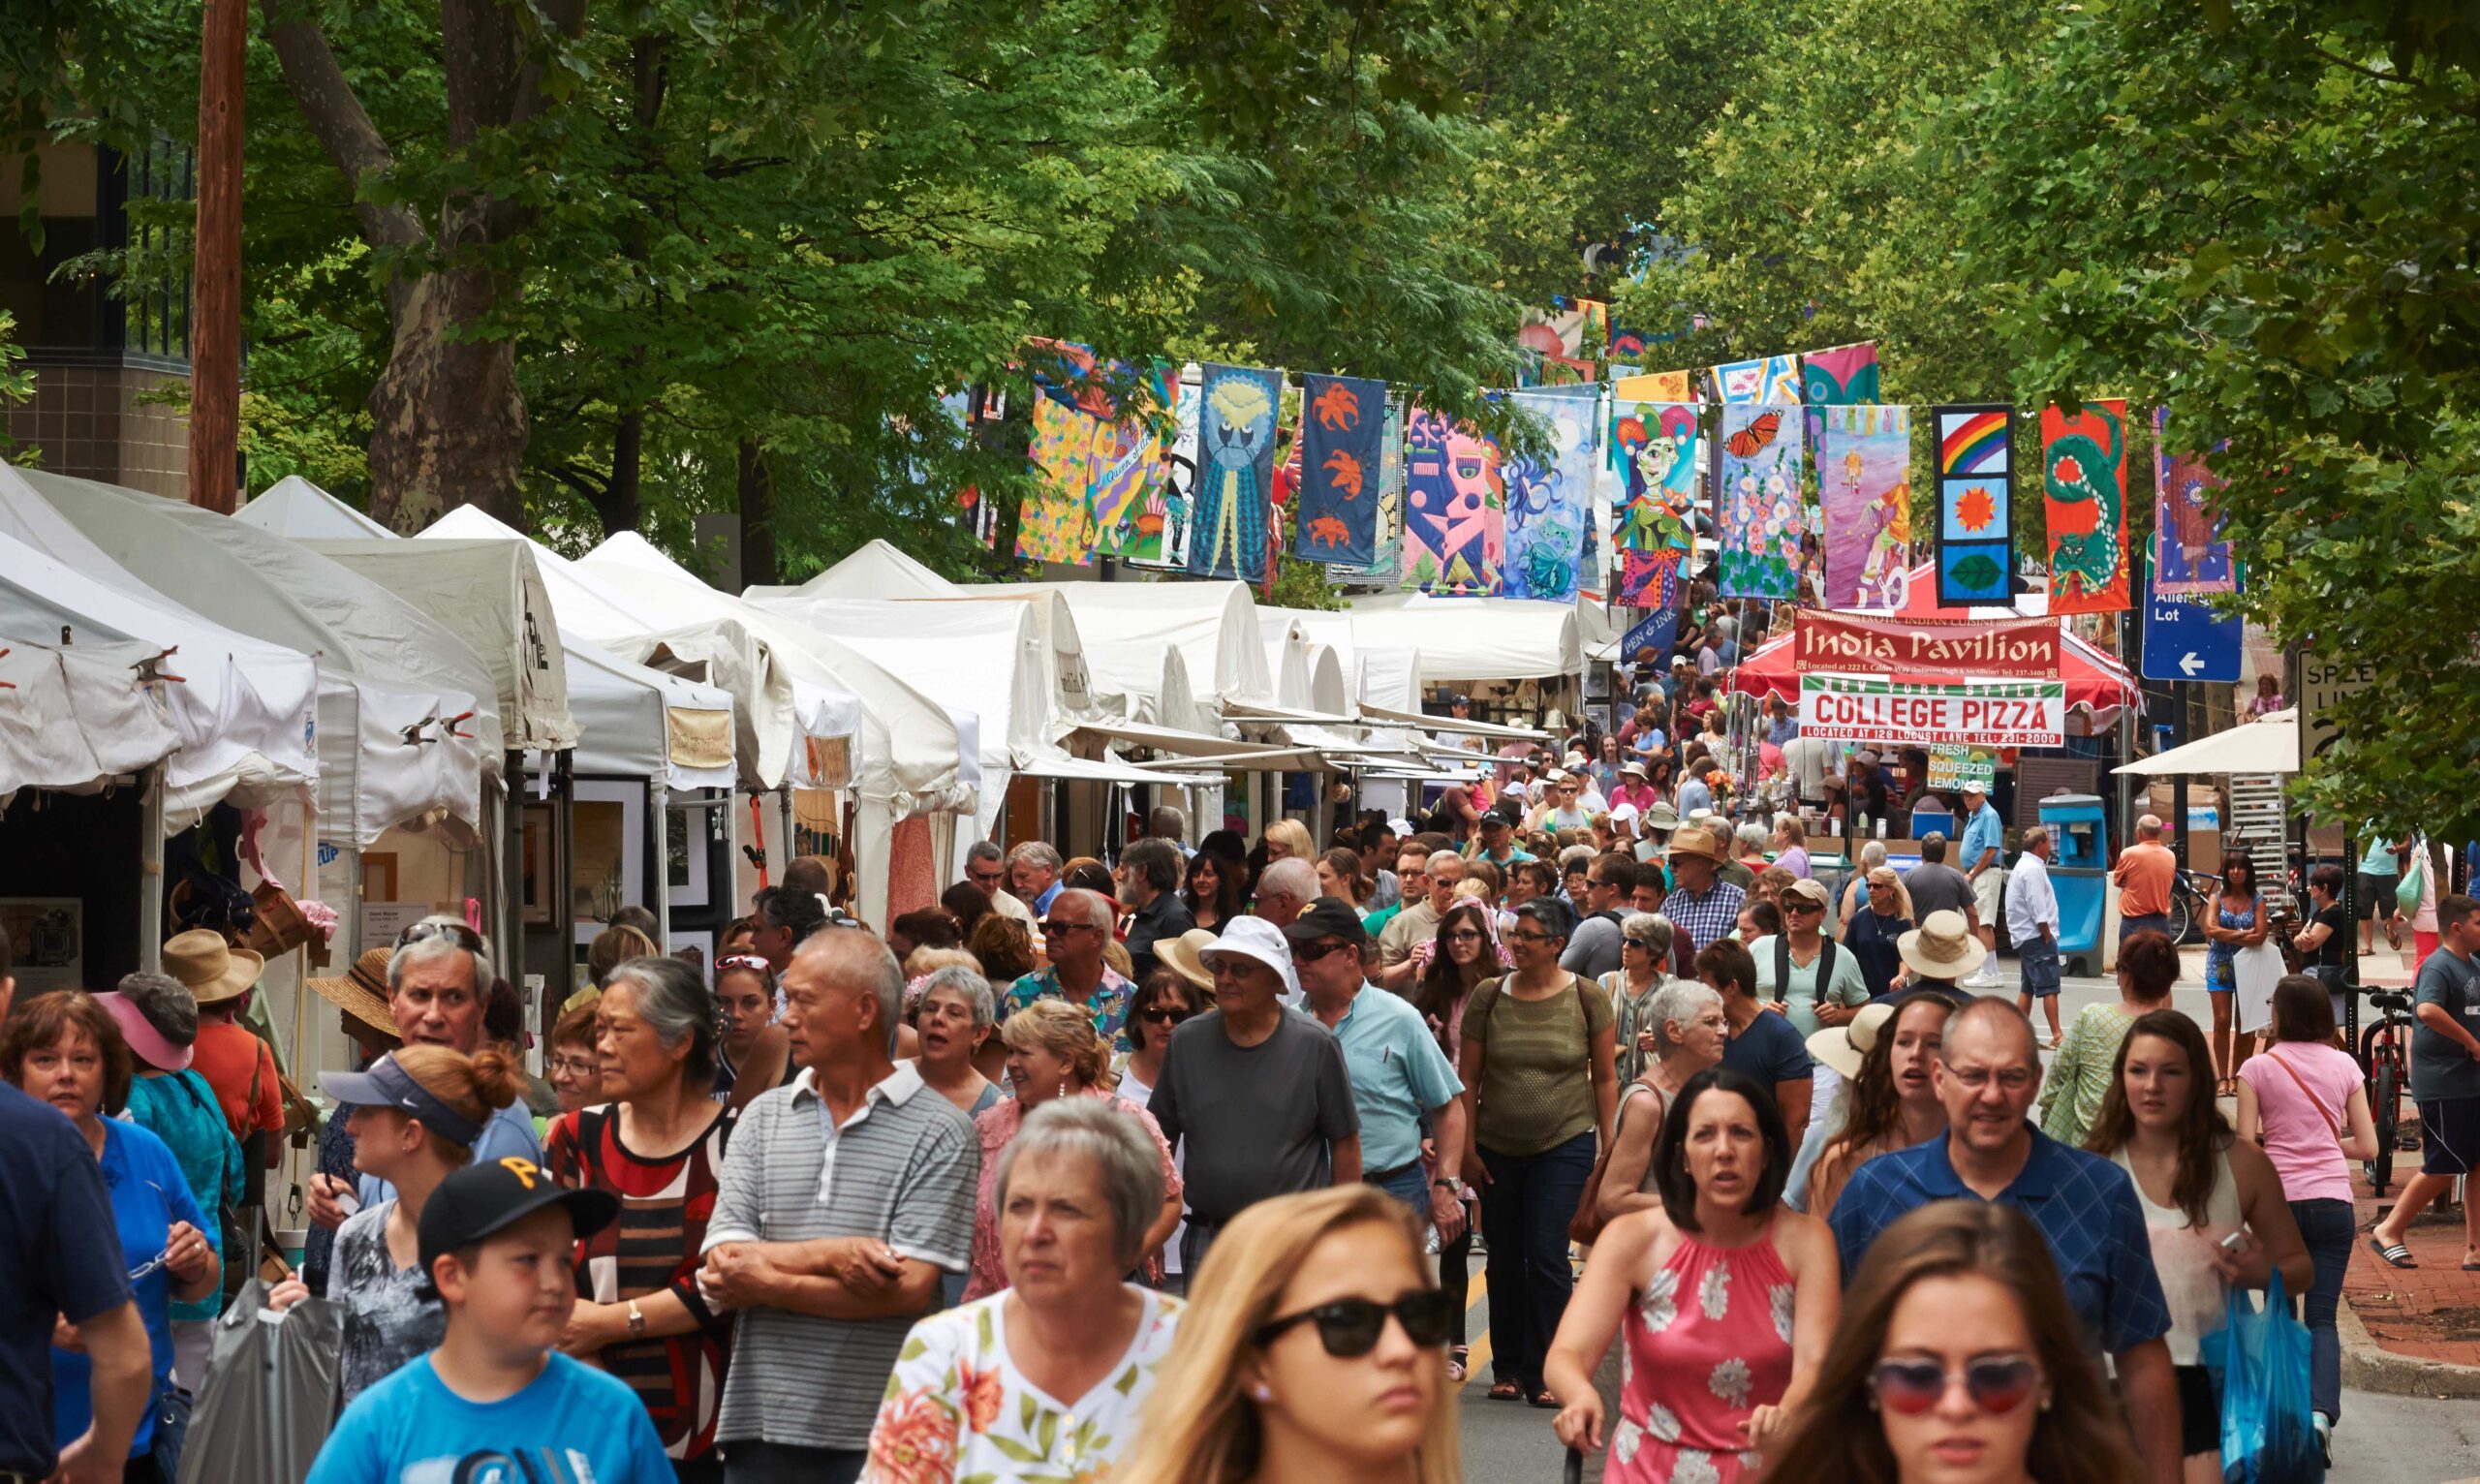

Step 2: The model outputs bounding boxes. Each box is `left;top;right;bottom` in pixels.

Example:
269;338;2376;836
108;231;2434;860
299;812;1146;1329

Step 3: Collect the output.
1290;940;1355;964
1944;1064;2036;1092
1869;1355;2042;1415
1441;929;1484;943
1139;1004;1194;1025
1624;938;1658;951
1255;1290;1457;1357
1507;929;1555;944
396;919;484;953
1783;901;1825;915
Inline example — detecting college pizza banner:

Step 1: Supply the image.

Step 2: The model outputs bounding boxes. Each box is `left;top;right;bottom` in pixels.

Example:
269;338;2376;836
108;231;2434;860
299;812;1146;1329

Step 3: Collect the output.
1292;374;1385;568
2040;398;2131;614
1799;674;2066;748
1932;404;2014;606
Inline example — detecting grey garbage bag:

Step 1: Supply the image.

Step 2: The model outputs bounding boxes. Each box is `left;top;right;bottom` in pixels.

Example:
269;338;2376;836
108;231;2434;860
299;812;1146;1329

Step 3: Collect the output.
174;1278;345;1484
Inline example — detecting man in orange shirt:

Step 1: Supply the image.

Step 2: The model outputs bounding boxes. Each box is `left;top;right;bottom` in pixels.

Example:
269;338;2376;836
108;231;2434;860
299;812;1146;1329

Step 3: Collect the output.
163;929;284;1168
2113;814;2180;941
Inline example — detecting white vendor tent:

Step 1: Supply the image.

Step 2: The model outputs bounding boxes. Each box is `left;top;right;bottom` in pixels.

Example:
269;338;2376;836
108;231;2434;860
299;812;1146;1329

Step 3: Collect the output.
773;538;954;601
301;539;581;754
236;476;394;539
13;468;497;843
2114;709;2299;777
979;577;1276;706
567;641;737;791
1348;591;1583;682
1258;612;1352;716
0;635;181;806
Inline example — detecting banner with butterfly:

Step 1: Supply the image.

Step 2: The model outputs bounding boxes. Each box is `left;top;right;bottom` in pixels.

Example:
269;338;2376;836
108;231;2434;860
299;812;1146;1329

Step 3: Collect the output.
1501;386;1599;603
1293;374;1386;568
1400;407;1504;595
2040;399;2131;614
1932;404;2014;606
1609;400;1700;609
1716;405;1803;600
1185;362;1284;582
2152;406;2235;596
1817;404;1911;611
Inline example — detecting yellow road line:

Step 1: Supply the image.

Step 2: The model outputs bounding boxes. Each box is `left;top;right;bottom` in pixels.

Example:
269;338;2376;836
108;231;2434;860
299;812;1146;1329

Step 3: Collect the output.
1461;1268;1490;1383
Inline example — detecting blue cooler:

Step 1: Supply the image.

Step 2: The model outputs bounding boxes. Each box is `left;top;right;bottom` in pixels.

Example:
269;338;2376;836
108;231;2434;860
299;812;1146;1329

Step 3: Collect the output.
2037;793;2110;974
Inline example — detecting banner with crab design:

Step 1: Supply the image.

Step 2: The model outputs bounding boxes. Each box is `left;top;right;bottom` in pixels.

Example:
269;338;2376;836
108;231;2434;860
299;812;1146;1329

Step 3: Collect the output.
1292;373;1387;568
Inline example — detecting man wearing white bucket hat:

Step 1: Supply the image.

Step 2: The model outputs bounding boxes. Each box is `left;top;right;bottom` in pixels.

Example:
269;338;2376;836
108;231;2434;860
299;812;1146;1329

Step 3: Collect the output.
1145;917;1361;1270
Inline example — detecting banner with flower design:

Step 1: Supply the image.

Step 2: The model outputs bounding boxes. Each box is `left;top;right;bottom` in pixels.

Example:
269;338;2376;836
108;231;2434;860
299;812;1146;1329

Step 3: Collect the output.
1715;403;1804;600
1932;403;2014;607
2040;399;2131;614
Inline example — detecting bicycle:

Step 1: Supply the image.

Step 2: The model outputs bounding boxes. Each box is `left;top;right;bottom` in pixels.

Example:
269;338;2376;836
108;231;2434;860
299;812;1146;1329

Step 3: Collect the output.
2355;985;2420;1199
2165;866;2223;945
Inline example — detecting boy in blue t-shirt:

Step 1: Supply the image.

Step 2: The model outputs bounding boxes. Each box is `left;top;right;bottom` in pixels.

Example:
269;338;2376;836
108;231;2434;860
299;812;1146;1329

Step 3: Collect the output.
306;1156;668;1484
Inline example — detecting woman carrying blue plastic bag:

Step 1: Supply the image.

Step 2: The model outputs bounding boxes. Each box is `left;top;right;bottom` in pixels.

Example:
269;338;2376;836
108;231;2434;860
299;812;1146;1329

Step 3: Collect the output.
2208;1272;2325;1483
2086;1010;2310;1482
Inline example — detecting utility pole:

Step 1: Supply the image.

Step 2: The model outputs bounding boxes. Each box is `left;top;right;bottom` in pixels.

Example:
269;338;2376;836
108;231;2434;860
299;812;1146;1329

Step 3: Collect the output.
187;0;244;512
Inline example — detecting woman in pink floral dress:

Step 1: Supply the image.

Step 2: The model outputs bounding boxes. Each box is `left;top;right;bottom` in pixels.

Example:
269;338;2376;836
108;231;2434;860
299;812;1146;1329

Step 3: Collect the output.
1545;1067;1841;1483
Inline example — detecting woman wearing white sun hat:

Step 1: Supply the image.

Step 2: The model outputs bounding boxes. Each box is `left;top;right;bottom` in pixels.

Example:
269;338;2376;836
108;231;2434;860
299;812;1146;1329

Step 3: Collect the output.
1893;909;1986;996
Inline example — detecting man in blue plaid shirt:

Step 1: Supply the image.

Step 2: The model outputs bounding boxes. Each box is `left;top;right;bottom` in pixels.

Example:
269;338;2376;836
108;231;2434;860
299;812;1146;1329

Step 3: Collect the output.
1827;999;2180;1484
1659;824;1746;955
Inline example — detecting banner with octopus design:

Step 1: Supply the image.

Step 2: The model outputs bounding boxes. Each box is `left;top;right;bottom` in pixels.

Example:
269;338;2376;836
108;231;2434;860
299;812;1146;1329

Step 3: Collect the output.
1501;386;1598;603
1185;362;1283;582
1292;374;1386;569
1818;404;1911;611
2040;399;2131;614
2152;405;2236;596
1715;404;1804;601
1399;407;1503;595
1610;401;1701;609
1932;404;2014;606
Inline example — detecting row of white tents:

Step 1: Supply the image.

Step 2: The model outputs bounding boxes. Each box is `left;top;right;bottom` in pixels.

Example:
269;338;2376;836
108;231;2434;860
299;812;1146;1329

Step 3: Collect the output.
0;470;1612;1067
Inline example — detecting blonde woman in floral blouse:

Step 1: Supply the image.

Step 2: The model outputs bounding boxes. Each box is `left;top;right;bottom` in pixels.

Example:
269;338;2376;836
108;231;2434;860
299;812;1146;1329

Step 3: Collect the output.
864;1098;1182;1484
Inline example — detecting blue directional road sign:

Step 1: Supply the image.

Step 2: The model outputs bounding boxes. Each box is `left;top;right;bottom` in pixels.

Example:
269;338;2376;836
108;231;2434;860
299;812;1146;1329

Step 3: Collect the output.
2142;588;2241;683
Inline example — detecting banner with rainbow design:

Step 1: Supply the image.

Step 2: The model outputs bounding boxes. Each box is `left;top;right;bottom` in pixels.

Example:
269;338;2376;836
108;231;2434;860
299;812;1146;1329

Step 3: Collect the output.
1932;404;2015;607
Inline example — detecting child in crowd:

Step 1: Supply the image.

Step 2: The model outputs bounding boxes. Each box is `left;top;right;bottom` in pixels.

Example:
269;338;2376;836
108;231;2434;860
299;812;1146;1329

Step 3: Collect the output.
305;1158;671;1484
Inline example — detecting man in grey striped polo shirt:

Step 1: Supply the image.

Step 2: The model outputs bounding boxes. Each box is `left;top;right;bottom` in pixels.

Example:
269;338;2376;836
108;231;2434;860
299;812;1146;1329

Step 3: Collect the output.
699;930;977;1484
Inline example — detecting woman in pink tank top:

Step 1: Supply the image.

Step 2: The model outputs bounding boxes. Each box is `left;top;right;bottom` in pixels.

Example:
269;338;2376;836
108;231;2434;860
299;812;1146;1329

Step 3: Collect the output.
1543;1067;1841;1482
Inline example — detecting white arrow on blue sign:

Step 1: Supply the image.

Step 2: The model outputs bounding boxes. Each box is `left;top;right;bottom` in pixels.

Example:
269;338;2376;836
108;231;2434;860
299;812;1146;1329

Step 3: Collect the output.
2142;587;2241;683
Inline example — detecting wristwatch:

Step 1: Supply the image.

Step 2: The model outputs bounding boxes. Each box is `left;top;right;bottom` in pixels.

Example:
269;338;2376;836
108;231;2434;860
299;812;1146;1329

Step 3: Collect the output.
626;1300;646;1339
1432;1177;1466;1198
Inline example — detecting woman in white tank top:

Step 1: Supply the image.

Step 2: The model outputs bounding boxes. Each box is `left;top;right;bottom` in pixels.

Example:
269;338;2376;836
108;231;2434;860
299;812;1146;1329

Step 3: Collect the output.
2087;1009;2312;1479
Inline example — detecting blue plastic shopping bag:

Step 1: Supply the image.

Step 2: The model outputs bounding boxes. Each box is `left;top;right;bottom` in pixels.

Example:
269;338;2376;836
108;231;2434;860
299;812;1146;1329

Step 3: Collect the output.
2202;1272;2323;1484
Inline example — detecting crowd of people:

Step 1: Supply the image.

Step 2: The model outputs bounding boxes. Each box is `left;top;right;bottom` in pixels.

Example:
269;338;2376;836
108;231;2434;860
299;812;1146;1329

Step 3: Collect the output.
2;759;2470;1484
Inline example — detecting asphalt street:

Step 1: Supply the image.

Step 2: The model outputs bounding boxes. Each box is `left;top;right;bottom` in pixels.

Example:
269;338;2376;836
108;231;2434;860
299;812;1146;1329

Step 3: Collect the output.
1447;959;2480;1482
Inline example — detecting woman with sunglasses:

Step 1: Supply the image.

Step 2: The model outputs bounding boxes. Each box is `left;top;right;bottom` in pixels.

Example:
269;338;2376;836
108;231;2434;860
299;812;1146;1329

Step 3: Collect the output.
2202;854;2269;1098
1607;914;1683;1084
1459;896;1617;1407
1116;1186;1462;1484
1753;1200;2143;1484
1117;969;1208;1295
1407;898;1503;1380
1548;1067;1837;1482
2085;1010;2310;1478
964;1002;1183;1302
710;955;790;1108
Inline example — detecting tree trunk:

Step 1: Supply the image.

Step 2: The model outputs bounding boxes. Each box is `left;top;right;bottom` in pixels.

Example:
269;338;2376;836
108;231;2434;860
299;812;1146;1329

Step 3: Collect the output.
591;406;642;536
365;260;528;533
737;440;777;587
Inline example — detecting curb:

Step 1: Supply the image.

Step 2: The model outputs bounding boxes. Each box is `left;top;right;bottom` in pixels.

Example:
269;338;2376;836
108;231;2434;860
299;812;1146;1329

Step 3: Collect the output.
2339;1297;2480;1398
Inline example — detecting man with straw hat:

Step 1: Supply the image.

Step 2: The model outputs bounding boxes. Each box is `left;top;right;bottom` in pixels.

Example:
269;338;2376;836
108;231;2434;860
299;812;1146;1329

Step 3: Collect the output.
1894;910;1987;995
1661;823;1746;956
162;928;283;1163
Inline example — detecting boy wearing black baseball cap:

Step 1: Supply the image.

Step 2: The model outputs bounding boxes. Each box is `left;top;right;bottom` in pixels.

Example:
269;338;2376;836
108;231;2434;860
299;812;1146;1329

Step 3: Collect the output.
305;1157;671;1484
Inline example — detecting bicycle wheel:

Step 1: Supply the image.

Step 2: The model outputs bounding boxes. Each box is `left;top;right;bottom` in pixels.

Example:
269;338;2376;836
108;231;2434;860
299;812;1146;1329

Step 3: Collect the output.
2166;892;2193;945
2372;1052;2402;1198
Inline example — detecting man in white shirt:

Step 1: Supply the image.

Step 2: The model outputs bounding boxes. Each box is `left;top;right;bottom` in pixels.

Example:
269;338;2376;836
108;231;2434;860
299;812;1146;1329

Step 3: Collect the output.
2008;826;2062;1046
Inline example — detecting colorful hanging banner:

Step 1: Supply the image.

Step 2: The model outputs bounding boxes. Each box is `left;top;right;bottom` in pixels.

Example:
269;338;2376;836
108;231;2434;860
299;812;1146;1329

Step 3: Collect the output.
2152;406;2235;596
1610;401;1700;609
1014;347;1172;567
1932;404;2014;607
1800;342;1881;405
1791;611;2060;678
1817;404;1911;611
1130;367;1199;569
1501;386;1598;603
1613;370;1695;402
1089;377;1178;563
1185;362;1283;582
1716;404;1804;600
1713;356;1803;405
1293;374;1386;568
1399;407;1503;595
2040;399;2131;614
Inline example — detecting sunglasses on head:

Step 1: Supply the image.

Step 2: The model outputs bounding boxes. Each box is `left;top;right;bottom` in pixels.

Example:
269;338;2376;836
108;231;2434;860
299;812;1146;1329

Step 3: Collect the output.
397;919;484;952
1870;1355;2042;1415
1255;1290;1457;1358
717;954;771;974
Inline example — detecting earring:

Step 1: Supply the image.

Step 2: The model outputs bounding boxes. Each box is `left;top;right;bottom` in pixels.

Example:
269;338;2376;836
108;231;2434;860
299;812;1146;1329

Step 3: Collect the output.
1252;1385;1274;1403
1057;1079;1068;1098
2038;1394;2052;1412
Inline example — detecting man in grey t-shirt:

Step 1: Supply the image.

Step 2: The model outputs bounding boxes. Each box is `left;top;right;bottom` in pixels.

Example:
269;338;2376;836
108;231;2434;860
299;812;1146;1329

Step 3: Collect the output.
2371;893;2480;1268
1148;918;1360;1270
1560;852;1636;979
1903;834;1981;934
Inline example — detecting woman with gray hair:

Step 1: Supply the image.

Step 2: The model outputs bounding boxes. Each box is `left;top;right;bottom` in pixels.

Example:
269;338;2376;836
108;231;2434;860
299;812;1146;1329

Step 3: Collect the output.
1591;978;1730;1228
965;1000;1182;1302
865;1098;1183;1483
1602;913;1678;1083
912;965;1001;1117
543;955;738;1469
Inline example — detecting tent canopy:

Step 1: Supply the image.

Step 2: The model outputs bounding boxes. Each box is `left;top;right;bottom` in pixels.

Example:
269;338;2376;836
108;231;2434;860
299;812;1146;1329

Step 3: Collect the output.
235;476;394;539
1348;591;1582;682
302;538;581;752
978;577;1275;707
783;539;955;601
0;635;182;804
2114;709;2297;777
567;640;737;789
1725;625;2141;722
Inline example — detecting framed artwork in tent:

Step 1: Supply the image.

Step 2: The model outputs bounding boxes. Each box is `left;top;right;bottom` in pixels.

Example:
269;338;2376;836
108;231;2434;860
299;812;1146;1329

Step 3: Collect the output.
666;793;712;912
572;781;647;946
520;806;558;925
